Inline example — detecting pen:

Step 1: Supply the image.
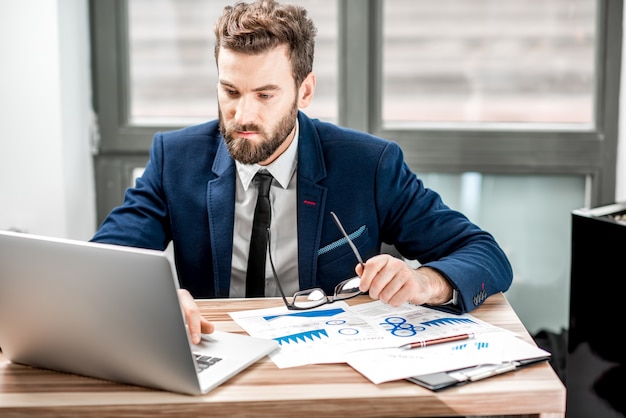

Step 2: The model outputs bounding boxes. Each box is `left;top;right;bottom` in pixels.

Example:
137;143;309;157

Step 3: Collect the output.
398;333;475;350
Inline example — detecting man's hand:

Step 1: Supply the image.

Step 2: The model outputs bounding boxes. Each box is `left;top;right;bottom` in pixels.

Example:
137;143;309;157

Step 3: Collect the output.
177;288;215;344
356;255;453;307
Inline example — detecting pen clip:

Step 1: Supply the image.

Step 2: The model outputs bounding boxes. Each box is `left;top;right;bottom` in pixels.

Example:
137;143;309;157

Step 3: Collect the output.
453;362;518;382
470;363;517;381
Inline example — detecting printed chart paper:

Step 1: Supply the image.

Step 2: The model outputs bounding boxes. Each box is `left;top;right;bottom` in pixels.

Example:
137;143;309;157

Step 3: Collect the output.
347;331;550;384
229;300;513;370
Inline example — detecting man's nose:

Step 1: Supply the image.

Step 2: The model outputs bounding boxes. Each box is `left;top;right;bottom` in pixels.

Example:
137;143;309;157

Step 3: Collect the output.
234;96;258;126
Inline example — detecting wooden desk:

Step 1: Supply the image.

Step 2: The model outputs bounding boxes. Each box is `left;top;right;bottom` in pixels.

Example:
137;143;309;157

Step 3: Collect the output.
0;293;565;417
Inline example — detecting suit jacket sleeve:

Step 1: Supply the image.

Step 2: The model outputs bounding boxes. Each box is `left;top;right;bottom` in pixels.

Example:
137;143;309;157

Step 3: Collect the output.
91;133;171;251
373;141;513;314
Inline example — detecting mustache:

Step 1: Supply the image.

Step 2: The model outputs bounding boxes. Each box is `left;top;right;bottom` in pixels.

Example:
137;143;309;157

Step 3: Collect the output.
229;123;261;132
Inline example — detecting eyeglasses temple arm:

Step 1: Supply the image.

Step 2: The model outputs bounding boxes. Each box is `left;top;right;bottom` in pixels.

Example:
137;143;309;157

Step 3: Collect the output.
266;228;291;305
330;211;365;265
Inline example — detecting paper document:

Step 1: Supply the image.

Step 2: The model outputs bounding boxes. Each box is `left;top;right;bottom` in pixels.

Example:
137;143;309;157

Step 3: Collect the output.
230;301;376;367
230;300;512;369
347;331;550;384
229;300;549;385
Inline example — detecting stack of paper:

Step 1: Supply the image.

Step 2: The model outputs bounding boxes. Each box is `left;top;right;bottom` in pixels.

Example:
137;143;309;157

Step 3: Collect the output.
229;300;550;386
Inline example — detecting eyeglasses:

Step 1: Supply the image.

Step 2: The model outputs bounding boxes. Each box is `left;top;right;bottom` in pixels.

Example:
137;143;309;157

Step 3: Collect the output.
268;211;365;310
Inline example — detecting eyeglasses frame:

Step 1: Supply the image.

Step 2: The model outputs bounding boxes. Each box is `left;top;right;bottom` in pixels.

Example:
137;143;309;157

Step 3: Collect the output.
267;211;365;310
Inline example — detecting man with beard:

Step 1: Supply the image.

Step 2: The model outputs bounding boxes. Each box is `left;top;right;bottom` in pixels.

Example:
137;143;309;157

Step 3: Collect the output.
92;0;513;344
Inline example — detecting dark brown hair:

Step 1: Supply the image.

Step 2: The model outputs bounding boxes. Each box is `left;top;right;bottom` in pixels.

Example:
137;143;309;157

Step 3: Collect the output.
214;0;317;87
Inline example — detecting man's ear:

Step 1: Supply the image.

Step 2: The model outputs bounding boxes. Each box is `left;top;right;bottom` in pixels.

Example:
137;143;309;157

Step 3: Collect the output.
298;72;316;108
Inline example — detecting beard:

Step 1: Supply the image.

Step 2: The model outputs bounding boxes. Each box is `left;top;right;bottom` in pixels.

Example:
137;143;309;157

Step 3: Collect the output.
219;100;298;165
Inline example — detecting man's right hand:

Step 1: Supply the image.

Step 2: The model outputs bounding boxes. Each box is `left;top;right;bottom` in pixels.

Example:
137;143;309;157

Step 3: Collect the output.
177;288;215;344
356;255;454;308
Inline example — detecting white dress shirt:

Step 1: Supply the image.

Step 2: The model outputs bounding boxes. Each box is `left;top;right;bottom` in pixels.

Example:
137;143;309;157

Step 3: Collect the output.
229;122;300;297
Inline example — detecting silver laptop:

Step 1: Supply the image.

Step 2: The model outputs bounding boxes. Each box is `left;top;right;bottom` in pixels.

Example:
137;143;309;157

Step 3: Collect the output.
0;230;278;395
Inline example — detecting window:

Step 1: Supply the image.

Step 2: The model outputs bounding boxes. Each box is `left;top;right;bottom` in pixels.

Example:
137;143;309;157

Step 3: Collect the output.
127;0;338;126
127;0;234;126
381;0;595;126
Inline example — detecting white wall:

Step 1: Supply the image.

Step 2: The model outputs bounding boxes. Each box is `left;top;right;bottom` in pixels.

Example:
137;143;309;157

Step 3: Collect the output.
0;0;95;240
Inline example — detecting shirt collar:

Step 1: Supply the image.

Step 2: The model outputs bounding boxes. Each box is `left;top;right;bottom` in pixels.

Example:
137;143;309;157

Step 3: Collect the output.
236;119;299;191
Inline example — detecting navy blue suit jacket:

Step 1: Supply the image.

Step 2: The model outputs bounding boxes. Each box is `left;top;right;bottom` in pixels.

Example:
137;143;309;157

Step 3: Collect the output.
92;111;512;313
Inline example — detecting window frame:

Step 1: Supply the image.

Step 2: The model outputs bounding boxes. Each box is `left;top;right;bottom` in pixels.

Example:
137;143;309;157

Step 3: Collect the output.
91;0;621;223
340;0;619;205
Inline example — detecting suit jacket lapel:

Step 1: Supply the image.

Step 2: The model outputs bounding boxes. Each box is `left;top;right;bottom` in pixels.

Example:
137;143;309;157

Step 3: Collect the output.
207;139;236;297
296;112;327;290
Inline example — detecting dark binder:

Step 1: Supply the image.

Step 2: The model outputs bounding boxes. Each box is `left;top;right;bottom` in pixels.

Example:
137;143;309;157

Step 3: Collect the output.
406;356;551;391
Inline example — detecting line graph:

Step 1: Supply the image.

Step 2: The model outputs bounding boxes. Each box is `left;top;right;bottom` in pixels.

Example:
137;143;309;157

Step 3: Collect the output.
275;329;329;345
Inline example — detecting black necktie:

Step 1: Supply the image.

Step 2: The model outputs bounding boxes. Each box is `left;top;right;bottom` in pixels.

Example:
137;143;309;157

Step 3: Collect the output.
245;171;273;297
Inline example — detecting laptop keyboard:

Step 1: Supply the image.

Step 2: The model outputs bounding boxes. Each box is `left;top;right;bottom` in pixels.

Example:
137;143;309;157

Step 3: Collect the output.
194;353;223;373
